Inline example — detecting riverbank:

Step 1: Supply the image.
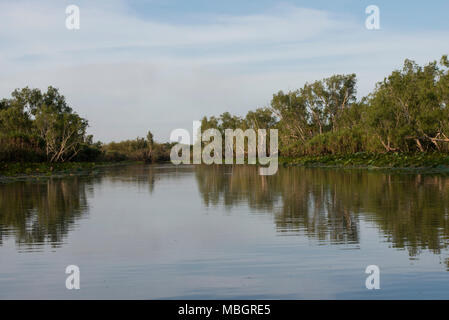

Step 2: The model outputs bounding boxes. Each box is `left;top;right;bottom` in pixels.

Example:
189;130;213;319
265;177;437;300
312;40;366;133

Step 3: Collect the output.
0;161;144;182
280;153;449;173
3;153;449;182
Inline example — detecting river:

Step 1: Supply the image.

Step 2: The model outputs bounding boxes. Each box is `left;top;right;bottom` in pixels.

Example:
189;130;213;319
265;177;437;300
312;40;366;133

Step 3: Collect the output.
0;164;448;299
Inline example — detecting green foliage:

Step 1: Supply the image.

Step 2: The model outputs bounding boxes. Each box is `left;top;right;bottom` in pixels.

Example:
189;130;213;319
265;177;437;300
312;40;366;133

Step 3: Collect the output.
0;87;171;166
304;127;366;155
0;86;95;162
0;161;99;177
365;58;449;153
102;138;173;163
202;55;449;159
3;55;449;168
280;152;449;170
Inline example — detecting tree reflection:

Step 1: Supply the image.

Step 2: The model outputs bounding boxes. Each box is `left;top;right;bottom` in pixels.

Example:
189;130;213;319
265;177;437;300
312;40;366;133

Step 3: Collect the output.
0;164;189;248
2;164;449;261
195;165;449;257
0;177;89;248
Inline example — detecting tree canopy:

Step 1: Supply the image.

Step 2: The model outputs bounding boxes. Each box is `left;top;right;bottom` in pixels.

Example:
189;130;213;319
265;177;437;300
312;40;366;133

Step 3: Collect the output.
2;55;449;163
0;86;89;162
201;55;449;157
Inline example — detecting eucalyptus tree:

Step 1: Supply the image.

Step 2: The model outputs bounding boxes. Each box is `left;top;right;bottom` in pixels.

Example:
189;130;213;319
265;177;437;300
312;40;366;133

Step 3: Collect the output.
367;57;449;152
0;86;89;162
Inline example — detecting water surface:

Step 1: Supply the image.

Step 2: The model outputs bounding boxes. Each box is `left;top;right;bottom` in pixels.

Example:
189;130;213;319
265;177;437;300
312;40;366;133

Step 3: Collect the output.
1;164;448;299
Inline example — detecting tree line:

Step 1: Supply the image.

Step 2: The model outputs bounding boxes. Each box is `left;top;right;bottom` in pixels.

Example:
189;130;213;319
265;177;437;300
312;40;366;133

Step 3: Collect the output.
0;87;172;163
200;56;449;157
1;55;448;163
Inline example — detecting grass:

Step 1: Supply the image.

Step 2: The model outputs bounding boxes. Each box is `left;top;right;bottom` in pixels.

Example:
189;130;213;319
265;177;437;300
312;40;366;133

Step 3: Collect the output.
3;152;449;179
0;161;143;180
280;152;449;171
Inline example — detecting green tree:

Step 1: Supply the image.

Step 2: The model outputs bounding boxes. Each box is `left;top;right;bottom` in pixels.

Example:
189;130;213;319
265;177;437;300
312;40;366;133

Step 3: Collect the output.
147;130;154;162
367;58;448;152
245;107;277;130
34;105;88;162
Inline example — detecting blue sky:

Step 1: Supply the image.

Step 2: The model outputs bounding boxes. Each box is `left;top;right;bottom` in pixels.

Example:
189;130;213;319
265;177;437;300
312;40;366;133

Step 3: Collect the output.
125;0;449;32
0;0;448;142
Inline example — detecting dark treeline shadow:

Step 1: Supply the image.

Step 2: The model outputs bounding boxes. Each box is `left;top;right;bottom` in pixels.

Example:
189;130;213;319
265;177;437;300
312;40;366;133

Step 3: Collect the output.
99;163;194;194
2;164;448;270
0;164;192;249
0;177;90;249
194;165;449;264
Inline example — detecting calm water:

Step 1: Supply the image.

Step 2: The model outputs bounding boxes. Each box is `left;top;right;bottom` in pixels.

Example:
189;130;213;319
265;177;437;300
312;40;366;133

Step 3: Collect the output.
1;164;448;299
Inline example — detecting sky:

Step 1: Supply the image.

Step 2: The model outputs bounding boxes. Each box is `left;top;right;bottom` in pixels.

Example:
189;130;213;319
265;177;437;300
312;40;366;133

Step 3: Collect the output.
1;0;448;143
